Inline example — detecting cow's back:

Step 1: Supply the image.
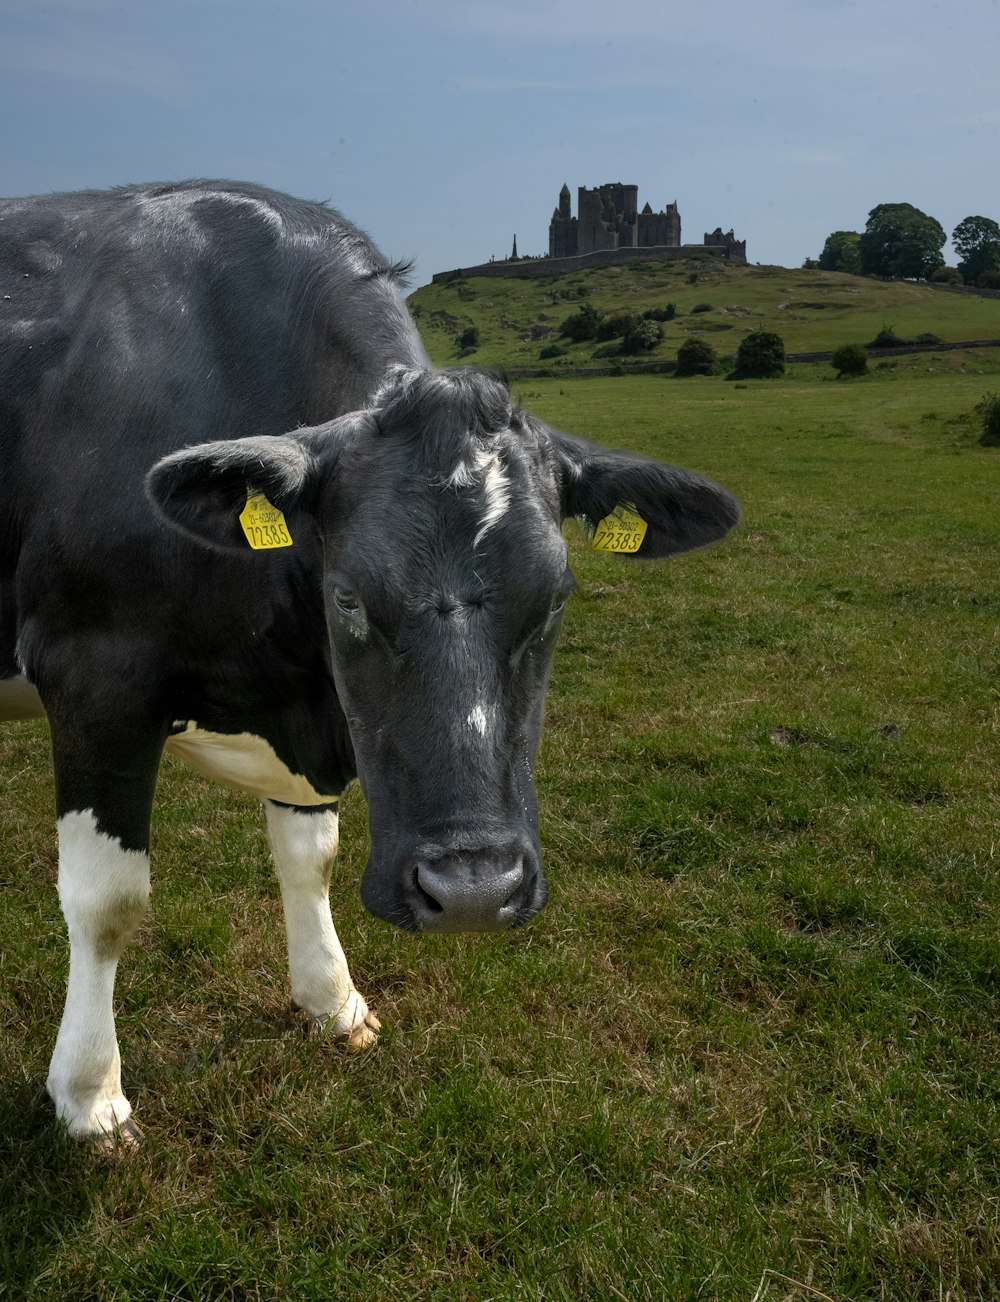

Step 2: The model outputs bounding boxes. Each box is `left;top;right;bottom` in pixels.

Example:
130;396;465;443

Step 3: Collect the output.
0;180;427;685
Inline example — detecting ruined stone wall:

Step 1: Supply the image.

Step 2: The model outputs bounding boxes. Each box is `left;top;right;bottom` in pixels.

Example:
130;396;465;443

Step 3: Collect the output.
576;183;640;255
638;207;681;248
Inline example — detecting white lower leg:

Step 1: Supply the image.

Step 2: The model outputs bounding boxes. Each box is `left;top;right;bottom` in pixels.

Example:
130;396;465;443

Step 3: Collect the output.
264;801;378;1047
47;811;150;1138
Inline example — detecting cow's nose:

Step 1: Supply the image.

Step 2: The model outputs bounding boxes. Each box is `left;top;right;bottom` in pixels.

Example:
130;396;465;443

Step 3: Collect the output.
414;855;526;932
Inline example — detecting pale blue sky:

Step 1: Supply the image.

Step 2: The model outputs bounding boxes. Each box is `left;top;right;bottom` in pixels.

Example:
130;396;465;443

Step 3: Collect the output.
2;0;998;284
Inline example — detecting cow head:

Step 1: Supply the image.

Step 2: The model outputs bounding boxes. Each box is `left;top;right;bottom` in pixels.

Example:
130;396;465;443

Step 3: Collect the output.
147;368;739;933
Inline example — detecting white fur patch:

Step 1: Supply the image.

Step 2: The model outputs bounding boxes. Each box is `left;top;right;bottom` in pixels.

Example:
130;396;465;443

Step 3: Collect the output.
446;443;494;488
48;810;151;1137
165;724;330;805
473;455;511;548
444;446;511;549
466;703;496;737
264;801;373;1038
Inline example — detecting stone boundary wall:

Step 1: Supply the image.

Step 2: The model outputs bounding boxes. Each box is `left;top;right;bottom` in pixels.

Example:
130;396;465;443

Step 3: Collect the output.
431;243;744;285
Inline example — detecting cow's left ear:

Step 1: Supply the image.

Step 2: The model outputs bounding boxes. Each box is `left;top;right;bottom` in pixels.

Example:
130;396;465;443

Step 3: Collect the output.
146;432;327;552
551;429;740;558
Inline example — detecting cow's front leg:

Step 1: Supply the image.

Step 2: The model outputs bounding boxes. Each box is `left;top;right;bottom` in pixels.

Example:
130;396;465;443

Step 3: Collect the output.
264;800;380;1050
46;809;150;1144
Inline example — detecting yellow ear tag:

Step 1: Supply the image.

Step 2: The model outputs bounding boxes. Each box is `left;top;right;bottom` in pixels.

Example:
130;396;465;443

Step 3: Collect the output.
591;504;647;554
239;493;293;550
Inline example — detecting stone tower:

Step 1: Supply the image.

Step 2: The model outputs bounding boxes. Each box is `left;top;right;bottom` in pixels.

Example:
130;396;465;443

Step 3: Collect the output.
549;183;578;257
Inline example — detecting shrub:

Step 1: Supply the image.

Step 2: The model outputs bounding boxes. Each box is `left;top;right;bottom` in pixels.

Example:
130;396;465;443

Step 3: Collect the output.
560;303;603;341
675;337;717;377
592;341;623;359
456;326;480;350
595;312;638;342
914;332;943;346
538;344;567;360
977;269;1000;289
623;318;663;353
731;330;785;379
644;303;677;322
866;324;911;348
691;302;713;314
831;343;868;378
978;392;1000;446
930;266;963;284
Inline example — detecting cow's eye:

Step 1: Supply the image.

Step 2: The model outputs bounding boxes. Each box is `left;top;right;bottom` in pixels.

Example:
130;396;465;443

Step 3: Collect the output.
334;588;360;615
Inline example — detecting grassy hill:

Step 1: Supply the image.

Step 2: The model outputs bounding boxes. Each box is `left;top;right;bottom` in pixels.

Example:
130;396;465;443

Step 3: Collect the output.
408;260;1000;371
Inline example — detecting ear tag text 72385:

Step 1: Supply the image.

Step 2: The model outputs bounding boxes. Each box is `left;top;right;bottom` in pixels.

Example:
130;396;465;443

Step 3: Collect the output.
239;493;293;550
591;504;647;554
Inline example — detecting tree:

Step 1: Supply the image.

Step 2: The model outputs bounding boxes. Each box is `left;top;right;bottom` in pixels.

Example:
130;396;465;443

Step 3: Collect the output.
456;326;480;350
952;216;1000;285
858;203;946;279
831;344;868;378
595;312;638;342
560;302;603;342
731;330;785;379
622;318;663;353
818;230;861;274
675;337;717;376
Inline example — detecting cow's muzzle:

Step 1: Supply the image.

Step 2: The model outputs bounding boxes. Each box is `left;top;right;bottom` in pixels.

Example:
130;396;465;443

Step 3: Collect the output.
362;840;547;933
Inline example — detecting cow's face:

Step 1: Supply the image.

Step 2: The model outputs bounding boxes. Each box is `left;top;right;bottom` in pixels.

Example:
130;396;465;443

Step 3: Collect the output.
147;367;739;933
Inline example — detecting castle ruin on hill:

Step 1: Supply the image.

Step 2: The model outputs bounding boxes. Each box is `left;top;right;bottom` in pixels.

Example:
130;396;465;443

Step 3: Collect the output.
431;181;746;283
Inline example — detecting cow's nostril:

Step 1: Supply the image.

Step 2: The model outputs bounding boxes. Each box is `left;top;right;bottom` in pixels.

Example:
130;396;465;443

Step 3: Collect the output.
414;875;444;914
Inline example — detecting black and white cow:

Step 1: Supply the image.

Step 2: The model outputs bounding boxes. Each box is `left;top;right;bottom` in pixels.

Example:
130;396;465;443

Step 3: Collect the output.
0;181;739;1143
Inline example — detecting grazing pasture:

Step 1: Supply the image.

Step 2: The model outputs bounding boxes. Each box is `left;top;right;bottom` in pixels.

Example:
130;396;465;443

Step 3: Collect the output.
2;359;998;1299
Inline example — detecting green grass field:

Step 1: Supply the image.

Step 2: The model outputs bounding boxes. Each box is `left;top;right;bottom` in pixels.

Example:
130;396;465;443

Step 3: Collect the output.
2;349;999;1298
409;260;1000;372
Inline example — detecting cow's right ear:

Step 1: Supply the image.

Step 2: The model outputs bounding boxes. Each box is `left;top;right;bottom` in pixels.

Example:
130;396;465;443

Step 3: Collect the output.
146;433;326;552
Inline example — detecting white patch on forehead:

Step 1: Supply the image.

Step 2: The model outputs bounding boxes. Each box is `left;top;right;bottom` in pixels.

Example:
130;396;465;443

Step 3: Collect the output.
442;442;511;550
445;443;494;488
165;724;330;805
473;455;511;549
466;702;497;738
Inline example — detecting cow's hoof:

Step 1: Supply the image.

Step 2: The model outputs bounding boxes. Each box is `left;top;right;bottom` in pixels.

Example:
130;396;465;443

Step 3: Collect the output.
81;1116;143;1152
292;993;381;1050
341;1009;381;1052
